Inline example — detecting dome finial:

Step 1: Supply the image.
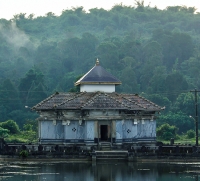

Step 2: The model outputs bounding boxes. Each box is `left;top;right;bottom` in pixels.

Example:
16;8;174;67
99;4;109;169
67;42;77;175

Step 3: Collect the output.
96;58;99;66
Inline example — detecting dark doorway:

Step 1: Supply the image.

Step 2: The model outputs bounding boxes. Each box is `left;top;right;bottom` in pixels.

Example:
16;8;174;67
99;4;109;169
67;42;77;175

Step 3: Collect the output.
100;125;108;141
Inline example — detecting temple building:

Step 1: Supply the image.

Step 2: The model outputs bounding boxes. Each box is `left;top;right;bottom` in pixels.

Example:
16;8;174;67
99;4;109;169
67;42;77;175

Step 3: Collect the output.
32;60;164;150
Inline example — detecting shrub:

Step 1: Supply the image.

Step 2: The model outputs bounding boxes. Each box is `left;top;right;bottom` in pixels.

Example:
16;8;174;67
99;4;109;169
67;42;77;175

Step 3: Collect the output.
23;124;33;131
19;150;28;158
0;127;10;137
157;123;178;140
187;129;195;138
0;120;20;134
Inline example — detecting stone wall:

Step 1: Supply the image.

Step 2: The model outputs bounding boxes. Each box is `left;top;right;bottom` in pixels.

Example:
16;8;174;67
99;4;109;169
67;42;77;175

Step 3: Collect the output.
39;118;156;144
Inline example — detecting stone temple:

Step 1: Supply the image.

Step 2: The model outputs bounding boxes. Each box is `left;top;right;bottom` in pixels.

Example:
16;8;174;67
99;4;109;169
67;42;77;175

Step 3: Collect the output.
32;59;164;150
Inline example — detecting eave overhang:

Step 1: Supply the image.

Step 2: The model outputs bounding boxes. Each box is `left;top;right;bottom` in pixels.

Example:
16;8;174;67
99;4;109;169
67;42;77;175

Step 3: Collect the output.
75;81;122;86
32;92;165;113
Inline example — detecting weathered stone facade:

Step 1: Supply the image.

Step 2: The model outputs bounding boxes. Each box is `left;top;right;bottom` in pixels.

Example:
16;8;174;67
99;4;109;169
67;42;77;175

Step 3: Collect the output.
33;92;162;149
33;61;163;149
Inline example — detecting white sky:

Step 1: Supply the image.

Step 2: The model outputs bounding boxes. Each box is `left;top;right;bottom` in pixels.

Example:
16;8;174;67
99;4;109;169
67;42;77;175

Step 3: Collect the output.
0;0;200;20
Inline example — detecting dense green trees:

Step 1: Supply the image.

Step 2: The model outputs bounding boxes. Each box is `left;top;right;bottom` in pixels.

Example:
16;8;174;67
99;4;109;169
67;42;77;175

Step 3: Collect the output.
0;120;37;142
0;4;200;134
157;123;178;140
0;120;20;134
152;30;193;71
187;129;195;138
18;68;47;105
157;111;194;133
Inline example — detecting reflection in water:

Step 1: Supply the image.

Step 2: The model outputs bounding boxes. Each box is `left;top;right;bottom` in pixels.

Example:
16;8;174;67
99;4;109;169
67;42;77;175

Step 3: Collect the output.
0;161;199;181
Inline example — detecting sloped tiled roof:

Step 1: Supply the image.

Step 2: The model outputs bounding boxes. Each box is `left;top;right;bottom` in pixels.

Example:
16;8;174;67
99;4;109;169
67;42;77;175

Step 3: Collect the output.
75;61;121;85
32;92;164;112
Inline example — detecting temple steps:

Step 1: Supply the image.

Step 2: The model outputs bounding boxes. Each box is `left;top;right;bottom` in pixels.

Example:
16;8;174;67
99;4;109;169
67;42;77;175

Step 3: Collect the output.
94;150;128;160
99;142;111;151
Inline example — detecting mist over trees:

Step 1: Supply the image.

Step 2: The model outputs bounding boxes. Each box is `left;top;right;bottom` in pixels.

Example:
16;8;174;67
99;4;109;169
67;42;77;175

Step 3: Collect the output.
0;3;200;132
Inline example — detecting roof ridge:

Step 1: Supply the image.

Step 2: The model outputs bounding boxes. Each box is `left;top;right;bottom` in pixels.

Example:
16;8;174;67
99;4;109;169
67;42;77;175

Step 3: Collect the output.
75;64;121;86
75;65;95;85
114;93;146;109
82;91;131;109
80;91;101;108
55;92;86;108
137;95;162;109
124;96;147;109
105;93;131;109
32;92;164;111
32;92;58;109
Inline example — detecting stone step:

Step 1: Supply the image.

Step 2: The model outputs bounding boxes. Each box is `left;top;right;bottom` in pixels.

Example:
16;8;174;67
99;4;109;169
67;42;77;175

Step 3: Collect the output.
100;143;111;146
100;145;111;148
97;154;127;158
101;148;111;151
97;157;127;160
99;142;112;151
95;151;128;160
95;151;128;156
96;150;128;153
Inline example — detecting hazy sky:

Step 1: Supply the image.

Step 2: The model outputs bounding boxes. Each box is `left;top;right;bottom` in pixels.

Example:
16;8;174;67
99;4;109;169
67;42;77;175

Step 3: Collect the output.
0;0;199;20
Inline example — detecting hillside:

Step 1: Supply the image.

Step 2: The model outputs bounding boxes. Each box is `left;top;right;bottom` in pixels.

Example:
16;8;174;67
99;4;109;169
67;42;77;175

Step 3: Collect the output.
0;4;200;132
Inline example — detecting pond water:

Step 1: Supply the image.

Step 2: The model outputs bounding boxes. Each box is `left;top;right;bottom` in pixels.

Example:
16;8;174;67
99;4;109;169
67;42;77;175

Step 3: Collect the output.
0;161;199;181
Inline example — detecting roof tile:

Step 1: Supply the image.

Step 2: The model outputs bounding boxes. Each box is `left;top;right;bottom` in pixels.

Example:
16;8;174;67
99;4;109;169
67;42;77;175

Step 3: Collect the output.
75;64;121;85
32;92;163;112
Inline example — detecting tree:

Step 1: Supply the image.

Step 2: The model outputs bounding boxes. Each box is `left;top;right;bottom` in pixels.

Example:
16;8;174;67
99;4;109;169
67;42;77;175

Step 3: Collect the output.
104;26;114;38
166;6;196;14
0;127;9;138
24;119;38;132
18;68;46;105
0;120;20;134
45;12;56;17
0;105;8;121
173;92;196;117
140;41;163;91
152;29;193;71
68;75;82;92
165;72;188;102
144;94;171;112
148;66;167;93
181;57;200;89
96;41;119;69
158;111;193;133
26;82;47;107
119;40;142;63
8;110;37;128
187;129;195;138
135;0;145;12
1;4;200;139
0;79;21;111
157;123;178;140
120;66;139;93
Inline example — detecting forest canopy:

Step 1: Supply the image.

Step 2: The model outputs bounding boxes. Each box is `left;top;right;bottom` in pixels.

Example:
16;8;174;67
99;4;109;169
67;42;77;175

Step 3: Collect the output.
0;3;200;132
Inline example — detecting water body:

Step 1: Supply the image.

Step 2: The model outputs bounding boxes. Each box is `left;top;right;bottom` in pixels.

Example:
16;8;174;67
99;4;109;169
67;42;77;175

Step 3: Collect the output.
0;161;199;181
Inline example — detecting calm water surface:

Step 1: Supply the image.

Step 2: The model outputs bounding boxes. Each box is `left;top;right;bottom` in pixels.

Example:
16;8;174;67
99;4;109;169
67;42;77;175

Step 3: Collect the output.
0;161;199;181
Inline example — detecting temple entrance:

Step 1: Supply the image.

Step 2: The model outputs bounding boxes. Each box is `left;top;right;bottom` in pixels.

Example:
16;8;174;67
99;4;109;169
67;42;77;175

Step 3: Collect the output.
98;122;112;144
98;122;112;150
100;125;108;141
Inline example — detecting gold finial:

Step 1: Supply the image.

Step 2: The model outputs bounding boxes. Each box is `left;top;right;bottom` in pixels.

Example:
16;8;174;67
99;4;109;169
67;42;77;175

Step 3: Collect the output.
96;58;99;66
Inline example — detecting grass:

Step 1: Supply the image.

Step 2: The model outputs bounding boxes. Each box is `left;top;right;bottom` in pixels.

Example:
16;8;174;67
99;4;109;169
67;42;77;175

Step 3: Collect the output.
3;131;198;145
4;131;37;143
157;134;197;145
